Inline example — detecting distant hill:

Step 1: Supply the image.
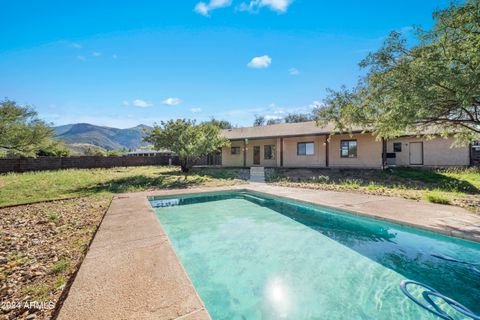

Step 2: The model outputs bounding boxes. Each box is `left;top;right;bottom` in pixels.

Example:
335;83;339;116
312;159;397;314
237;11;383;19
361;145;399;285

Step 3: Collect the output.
53;123;152;150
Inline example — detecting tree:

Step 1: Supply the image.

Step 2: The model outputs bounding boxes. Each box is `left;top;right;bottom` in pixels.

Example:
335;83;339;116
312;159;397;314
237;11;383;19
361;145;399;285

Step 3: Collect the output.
37;140;71;157
315;0;480;144
266;118;283;125
284;113;314;123
145;119;230;173
83;146;107;156
202;117;233;129
0;99;53;156
253;115;266;126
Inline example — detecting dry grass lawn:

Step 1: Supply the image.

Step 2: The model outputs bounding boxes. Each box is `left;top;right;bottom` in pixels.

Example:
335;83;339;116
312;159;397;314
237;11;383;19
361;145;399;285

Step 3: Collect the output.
0;165;245;319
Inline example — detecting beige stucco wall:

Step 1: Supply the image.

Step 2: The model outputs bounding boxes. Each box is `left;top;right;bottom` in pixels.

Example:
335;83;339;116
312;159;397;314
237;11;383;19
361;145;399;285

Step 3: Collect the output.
222;134;468;168
387;136;469;167
283;135;327;167
221;139;278;167
329;133;383;168
221;140;244;167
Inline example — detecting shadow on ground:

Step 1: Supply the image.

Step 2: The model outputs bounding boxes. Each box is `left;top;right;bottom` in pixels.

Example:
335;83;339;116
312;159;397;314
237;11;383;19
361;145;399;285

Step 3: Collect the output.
74;174;207;194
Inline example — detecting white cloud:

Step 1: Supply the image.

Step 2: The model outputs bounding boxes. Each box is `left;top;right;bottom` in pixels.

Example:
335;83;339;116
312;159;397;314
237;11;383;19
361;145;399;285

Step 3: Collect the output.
132;99;153;108
92;52;102;57
309;100;322;109
194;0;231;16
191;107;202;113
162;97;182;106
247;55;272;69
194;2;209;15
238;0;292;13
71;43;82;49
265;115;282;120
289;67;299;75
122;100;130;106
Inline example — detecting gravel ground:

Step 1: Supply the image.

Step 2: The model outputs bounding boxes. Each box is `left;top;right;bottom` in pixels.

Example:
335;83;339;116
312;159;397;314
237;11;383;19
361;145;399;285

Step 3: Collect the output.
0;196;110;320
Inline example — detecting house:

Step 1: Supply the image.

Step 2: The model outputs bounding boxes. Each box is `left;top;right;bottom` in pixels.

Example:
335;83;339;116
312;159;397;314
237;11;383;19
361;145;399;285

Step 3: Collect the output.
219;121;471;168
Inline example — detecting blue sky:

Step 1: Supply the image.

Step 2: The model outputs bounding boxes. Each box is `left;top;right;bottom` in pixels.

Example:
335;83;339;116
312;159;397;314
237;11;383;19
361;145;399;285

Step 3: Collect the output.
1;0;450;128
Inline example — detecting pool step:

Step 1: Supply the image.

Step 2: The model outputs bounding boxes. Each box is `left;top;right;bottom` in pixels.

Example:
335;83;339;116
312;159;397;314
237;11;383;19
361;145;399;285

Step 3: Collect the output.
242;193;268;204
249;167;265;183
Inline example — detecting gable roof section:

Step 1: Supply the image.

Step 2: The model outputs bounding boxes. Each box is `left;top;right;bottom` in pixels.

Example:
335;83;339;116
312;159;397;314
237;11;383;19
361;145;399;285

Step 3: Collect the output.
221;121;367;140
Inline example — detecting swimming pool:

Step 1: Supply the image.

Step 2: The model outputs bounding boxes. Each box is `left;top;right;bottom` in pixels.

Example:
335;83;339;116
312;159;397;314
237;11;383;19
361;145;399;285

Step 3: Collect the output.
150;191;480;319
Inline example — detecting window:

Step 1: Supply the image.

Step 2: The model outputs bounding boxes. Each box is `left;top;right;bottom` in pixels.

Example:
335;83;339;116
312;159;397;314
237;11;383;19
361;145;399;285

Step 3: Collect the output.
340;140;357;158
393;142;402;152
231;147;241;155
264;145;276;160
297;142;314;156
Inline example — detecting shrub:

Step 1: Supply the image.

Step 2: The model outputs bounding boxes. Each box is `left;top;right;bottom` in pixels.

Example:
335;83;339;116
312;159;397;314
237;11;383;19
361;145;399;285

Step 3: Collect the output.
50;258;71;275
425;192;451;205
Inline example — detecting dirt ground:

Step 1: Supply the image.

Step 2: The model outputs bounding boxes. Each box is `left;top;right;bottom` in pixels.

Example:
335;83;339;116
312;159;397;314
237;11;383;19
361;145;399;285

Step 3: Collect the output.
0;196;110;320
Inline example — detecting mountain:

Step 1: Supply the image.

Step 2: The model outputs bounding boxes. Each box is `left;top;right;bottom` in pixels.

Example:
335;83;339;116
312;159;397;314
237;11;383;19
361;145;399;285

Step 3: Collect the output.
53;123;152;150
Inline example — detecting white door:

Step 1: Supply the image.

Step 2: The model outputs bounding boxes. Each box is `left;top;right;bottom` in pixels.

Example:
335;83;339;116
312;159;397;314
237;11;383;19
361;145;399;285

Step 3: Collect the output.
409;142;423;165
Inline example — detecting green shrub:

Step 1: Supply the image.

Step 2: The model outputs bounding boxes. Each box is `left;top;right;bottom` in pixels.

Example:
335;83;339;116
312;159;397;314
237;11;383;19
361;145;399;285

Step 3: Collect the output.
425;192;451;205
47;211;60;223
50;258;71;275
340;179;361;189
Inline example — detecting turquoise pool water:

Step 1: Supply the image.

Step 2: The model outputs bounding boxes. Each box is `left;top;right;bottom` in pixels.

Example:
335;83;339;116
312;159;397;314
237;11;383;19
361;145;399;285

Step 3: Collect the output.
150;191;480;319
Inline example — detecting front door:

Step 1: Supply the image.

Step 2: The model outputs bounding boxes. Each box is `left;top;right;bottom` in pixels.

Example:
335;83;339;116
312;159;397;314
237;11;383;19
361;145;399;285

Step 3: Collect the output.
409;142;423;165
253;146;260;165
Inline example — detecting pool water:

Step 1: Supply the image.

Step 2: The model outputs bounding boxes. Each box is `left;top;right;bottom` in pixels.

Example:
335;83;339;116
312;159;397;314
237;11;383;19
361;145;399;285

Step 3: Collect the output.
150;191;480;320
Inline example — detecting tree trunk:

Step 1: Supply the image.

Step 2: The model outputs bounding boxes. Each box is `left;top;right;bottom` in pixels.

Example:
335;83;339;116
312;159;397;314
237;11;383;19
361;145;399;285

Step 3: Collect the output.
180;158;190;173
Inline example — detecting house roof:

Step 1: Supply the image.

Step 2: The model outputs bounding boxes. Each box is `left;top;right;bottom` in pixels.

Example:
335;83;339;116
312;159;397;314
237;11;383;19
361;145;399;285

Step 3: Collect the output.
221;121;367;140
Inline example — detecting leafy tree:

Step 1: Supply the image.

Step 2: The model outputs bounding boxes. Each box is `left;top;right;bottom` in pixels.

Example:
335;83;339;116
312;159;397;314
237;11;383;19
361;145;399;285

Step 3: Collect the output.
315;0;480;144
37;140;71;157
253;115;266;126
105;149;124;156
145;119;230;173
0;99;53;156
284;113;314;123
83;146;107;156
202;117;233;129
266;118;283;125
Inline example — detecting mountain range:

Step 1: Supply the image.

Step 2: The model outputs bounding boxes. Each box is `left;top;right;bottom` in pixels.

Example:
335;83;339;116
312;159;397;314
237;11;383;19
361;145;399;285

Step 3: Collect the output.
53;123;152;151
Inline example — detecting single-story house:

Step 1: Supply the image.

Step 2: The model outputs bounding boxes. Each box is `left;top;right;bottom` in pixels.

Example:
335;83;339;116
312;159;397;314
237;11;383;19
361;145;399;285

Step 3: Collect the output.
219;121;472;168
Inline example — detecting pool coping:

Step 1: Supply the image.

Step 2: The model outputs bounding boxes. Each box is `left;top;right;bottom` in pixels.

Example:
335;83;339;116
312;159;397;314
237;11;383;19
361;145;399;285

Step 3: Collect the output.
58;183;480;319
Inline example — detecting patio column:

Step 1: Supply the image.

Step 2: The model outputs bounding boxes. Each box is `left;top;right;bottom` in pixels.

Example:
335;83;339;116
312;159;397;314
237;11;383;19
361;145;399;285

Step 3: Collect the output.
243;139;247;167
280;137;284;167
325;135;329;167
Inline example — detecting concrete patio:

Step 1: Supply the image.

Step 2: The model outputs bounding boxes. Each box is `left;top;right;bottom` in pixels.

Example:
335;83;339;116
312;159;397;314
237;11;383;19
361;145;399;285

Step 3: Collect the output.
57;184;480;320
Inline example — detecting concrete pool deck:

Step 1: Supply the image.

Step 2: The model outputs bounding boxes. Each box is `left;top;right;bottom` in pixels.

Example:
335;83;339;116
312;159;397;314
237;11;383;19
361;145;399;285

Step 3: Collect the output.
58;184;480;319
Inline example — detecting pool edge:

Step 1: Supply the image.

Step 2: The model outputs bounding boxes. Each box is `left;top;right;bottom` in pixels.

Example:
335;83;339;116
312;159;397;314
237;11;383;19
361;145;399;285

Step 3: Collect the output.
146;185;480;243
